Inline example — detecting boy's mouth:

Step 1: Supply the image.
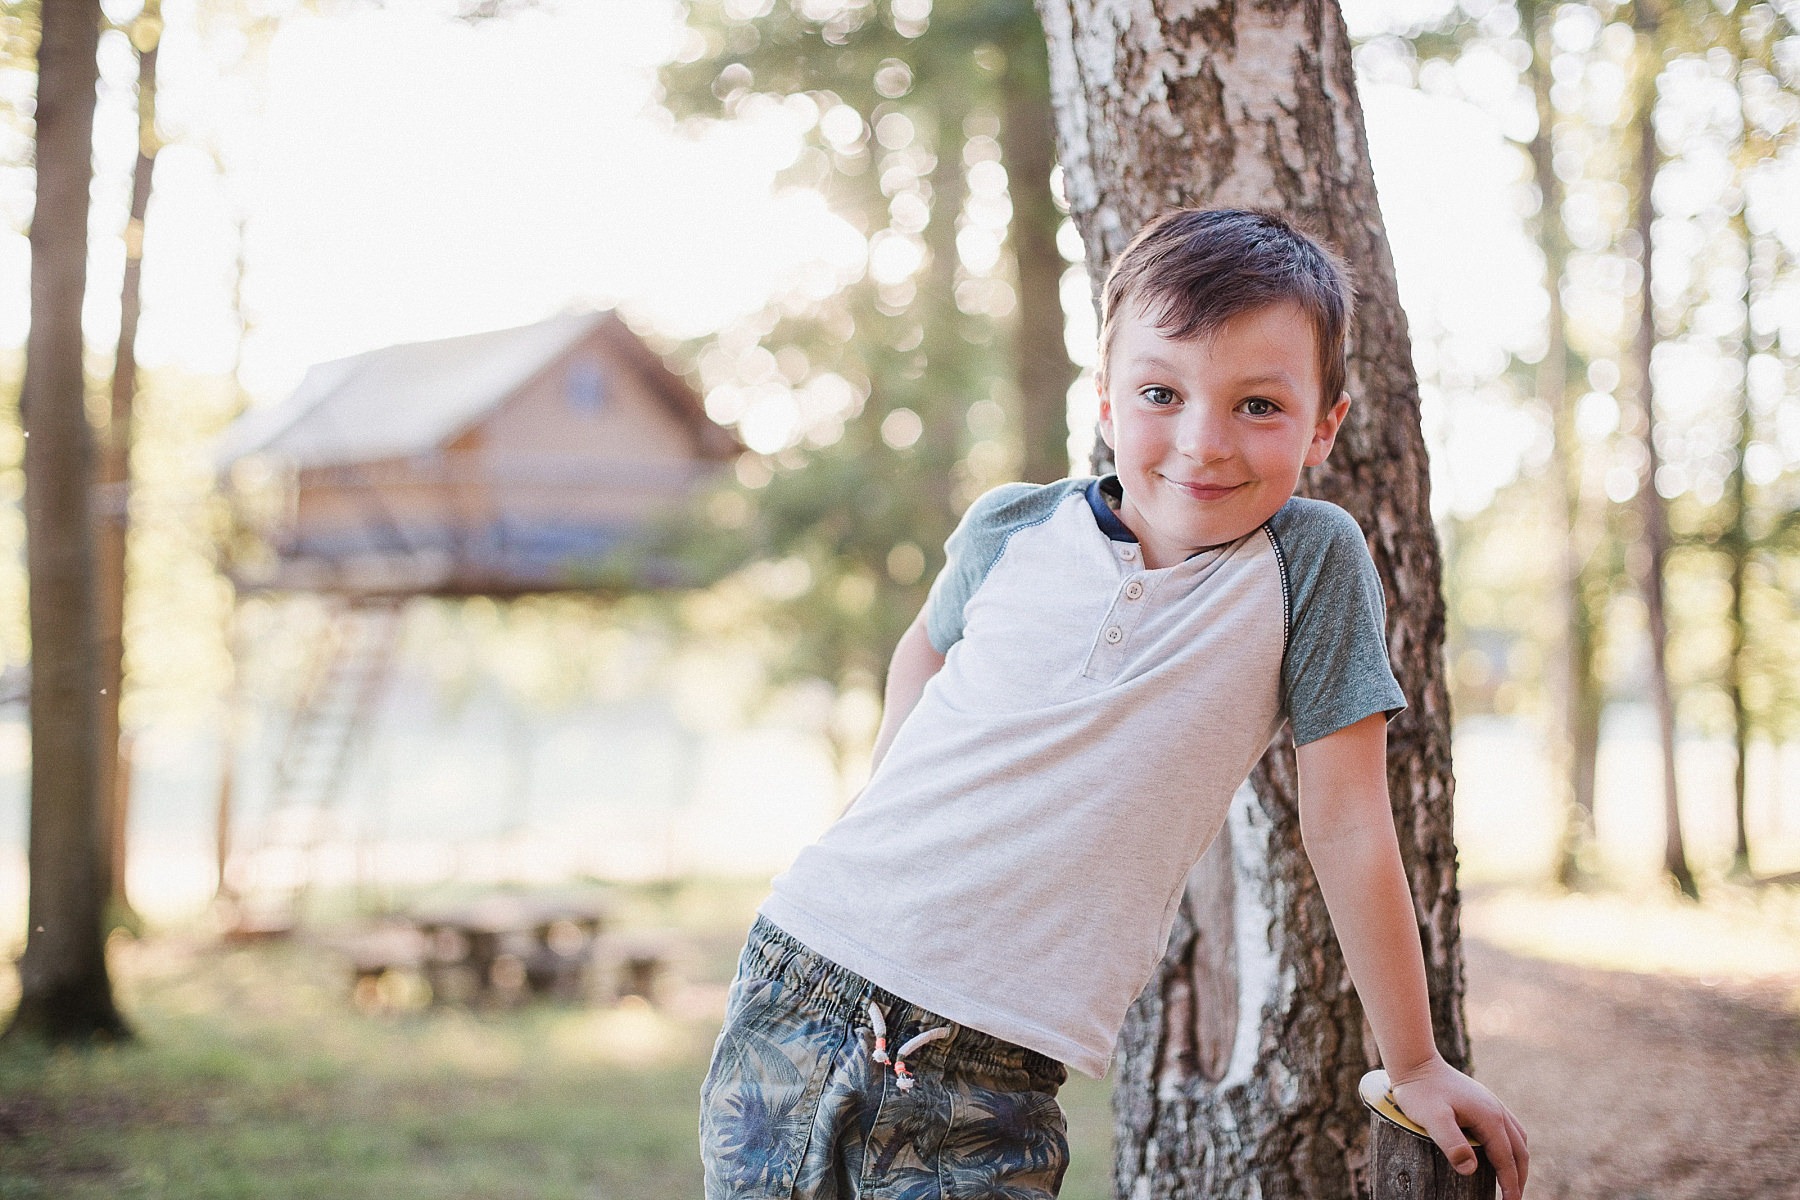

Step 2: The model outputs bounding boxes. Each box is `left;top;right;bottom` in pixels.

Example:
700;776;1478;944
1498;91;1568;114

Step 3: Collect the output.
1162;477;1244;501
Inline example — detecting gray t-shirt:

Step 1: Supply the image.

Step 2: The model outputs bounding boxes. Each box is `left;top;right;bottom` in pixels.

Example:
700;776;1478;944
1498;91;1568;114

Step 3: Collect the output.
760;477;1406;1077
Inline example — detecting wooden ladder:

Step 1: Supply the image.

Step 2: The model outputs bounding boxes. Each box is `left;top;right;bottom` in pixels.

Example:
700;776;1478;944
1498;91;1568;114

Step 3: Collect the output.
225;598;405;935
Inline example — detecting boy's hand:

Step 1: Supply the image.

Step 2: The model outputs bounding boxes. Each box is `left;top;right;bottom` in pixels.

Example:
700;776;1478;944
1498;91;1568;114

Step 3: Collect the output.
1388;1055;1530;1200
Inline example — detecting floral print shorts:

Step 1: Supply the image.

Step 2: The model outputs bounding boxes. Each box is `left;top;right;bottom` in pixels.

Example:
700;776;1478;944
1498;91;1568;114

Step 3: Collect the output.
699;915;1071;1199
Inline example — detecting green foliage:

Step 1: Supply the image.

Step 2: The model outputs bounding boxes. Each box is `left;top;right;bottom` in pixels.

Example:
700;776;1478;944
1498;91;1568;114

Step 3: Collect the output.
1374;1;1800;756
0;2;36;65
656;0;1068;716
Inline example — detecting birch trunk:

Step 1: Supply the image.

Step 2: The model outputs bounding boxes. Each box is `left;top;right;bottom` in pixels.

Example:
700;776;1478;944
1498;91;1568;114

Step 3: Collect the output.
1035;2;1466;1194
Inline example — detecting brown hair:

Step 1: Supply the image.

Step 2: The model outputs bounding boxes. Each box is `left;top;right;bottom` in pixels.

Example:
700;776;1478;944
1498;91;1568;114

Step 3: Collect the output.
1097;208;1355;410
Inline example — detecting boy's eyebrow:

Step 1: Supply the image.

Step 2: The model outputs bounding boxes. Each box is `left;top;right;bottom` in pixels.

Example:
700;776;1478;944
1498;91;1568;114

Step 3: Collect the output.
1231;372;1302;390
1124;356;1304;393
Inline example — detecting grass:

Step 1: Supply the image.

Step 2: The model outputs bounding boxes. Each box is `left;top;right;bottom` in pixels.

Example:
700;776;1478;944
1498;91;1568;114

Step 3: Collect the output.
9;875;1797;1199
0;880;1116;1200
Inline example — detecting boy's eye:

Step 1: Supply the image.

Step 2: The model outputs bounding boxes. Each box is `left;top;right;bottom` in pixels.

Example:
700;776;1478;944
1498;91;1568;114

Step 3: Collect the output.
1140;386;1178;407
1241;397;1279;416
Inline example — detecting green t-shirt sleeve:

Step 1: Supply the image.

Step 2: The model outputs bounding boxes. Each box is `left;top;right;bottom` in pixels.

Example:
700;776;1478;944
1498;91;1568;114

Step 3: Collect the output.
1267;499;1408;746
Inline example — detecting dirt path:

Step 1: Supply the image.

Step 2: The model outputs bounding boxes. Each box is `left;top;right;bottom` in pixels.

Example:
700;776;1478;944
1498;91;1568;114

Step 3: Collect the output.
1462;936;1800;1200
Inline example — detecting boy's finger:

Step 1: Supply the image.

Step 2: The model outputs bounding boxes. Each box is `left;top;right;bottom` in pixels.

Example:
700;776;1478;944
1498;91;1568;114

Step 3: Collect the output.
1479;1113;1523;1200
1504;1111;1531;1189
1505;1106;1530;1149
1418;1108;1477;1176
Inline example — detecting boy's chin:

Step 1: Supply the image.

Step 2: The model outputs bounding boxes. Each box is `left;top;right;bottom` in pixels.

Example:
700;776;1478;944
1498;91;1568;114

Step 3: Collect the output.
1171;503;1292;549
1144;518;1271;562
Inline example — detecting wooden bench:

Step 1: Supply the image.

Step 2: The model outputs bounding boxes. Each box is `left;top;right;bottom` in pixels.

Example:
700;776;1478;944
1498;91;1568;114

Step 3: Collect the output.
409;895;610;1006
599;931;677;1004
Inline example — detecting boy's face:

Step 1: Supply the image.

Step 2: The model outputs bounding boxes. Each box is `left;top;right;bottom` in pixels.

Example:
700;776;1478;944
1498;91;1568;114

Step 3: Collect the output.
1098;300;1350;568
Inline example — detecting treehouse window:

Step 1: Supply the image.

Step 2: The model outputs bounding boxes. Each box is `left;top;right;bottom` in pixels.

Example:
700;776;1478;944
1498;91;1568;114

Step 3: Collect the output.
566;361;608;416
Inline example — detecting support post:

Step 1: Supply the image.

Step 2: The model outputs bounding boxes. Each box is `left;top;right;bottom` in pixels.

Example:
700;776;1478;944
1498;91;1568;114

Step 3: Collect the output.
1361;1070;1498;1200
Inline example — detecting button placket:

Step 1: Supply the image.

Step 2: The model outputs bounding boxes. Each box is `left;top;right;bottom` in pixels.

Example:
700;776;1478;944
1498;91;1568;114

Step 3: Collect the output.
1082;565;1160;680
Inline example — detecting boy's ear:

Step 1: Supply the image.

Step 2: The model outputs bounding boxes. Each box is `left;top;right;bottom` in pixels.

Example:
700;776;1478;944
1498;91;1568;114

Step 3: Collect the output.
1304;392;1351;467
1096;376;1116;449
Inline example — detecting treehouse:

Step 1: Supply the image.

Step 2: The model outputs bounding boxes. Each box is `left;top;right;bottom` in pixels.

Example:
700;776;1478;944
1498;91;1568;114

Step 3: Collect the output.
218;309;737;598
209;311;739;933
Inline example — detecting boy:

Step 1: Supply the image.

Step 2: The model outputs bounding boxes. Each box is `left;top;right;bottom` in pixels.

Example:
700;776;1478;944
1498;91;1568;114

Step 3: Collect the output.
700;208;1529;1200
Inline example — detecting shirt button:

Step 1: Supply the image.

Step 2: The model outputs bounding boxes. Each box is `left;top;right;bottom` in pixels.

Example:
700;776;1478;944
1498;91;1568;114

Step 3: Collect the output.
1124;580;1144;600
1119;545;1136;561
1103;625;1124;644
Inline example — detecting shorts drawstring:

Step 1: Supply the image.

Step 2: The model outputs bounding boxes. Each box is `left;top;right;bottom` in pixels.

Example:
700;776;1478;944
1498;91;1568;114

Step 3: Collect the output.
866;1000;951;1091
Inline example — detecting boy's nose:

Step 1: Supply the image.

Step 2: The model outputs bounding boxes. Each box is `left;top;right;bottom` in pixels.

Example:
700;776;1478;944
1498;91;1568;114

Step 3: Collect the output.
1174;407;1232;463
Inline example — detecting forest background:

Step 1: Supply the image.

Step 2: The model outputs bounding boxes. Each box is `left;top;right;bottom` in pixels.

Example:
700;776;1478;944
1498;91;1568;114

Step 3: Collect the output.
1;0;1798;1195
0;0;1794;916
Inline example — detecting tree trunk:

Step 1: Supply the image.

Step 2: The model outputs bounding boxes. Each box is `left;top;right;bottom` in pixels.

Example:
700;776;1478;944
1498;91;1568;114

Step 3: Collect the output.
1520;0;1605;891
95;0;163;932
1628;7;1697;901
919;105;973;534
1000;39;1078;483
6;0;130;1044
1036;2;1464;1196
1721;28;1767;882
1722;204;1753;880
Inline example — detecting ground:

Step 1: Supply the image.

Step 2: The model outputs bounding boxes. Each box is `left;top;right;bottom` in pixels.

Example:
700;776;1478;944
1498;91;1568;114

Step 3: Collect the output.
0;881;1795;1199
1459;888;1800;1200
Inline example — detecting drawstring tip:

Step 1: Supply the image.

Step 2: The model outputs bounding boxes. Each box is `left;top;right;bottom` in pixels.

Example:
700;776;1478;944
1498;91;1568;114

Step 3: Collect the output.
867;999;949;1092
867;999;892;1063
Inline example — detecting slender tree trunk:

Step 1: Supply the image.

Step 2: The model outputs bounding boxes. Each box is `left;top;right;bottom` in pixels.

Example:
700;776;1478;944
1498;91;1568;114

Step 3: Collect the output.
214;595;247;901
1722;203;1759;880
1521;0;1604;890
1037;2;1464;1195
1000;38;1077;483
1629;8;1698;901
1724;465;1750;878
96;0;163;932
1722;30;1767;881
6;0;130;1044
214;199;256;902
919;105;972;534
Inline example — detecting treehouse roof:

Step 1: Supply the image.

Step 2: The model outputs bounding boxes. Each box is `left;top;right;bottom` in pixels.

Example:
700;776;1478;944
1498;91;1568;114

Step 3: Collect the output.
218;309;727;470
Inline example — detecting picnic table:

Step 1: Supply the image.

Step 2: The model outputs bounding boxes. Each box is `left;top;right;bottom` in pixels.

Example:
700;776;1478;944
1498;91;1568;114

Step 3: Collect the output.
410;894;611;1004
344;892;678;1009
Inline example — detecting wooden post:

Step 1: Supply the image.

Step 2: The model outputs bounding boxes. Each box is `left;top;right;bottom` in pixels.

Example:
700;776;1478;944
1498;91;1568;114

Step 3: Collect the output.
1360;1070;1498;1200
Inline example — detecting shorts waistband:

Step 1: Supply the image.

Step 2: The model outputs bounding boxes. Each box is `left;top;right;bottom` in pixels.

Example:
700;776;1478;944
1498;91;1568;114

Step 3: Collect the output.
743;914;1066;1081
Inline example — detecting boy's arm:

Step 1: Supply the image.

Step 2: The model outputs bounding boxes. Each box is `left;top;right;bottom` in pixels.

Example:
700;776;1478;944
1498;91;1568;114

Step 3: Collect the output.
868;612;947;774
1295;713;1530;1200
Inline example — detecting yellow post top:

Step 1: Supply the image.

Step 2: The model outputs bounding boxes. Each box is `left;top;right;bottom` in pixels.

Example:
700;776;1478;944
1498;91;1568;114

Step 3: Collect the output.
1357;1069;1484;1147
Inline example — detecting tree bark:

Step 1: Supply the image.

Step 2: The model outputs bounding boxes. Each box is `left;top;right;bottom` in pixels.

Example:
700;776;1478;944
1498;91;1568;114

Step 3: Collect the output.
1036;1;1465;1195
95;0;163;932
6;0;130;1044
1628;5;1697;901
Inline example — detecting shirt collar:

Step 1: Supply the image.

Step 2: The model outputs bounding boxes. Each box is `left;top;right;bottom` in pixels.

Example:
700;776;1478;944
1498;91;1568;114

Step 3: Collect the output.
1086;474;1252;560
1085;476;1137;544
